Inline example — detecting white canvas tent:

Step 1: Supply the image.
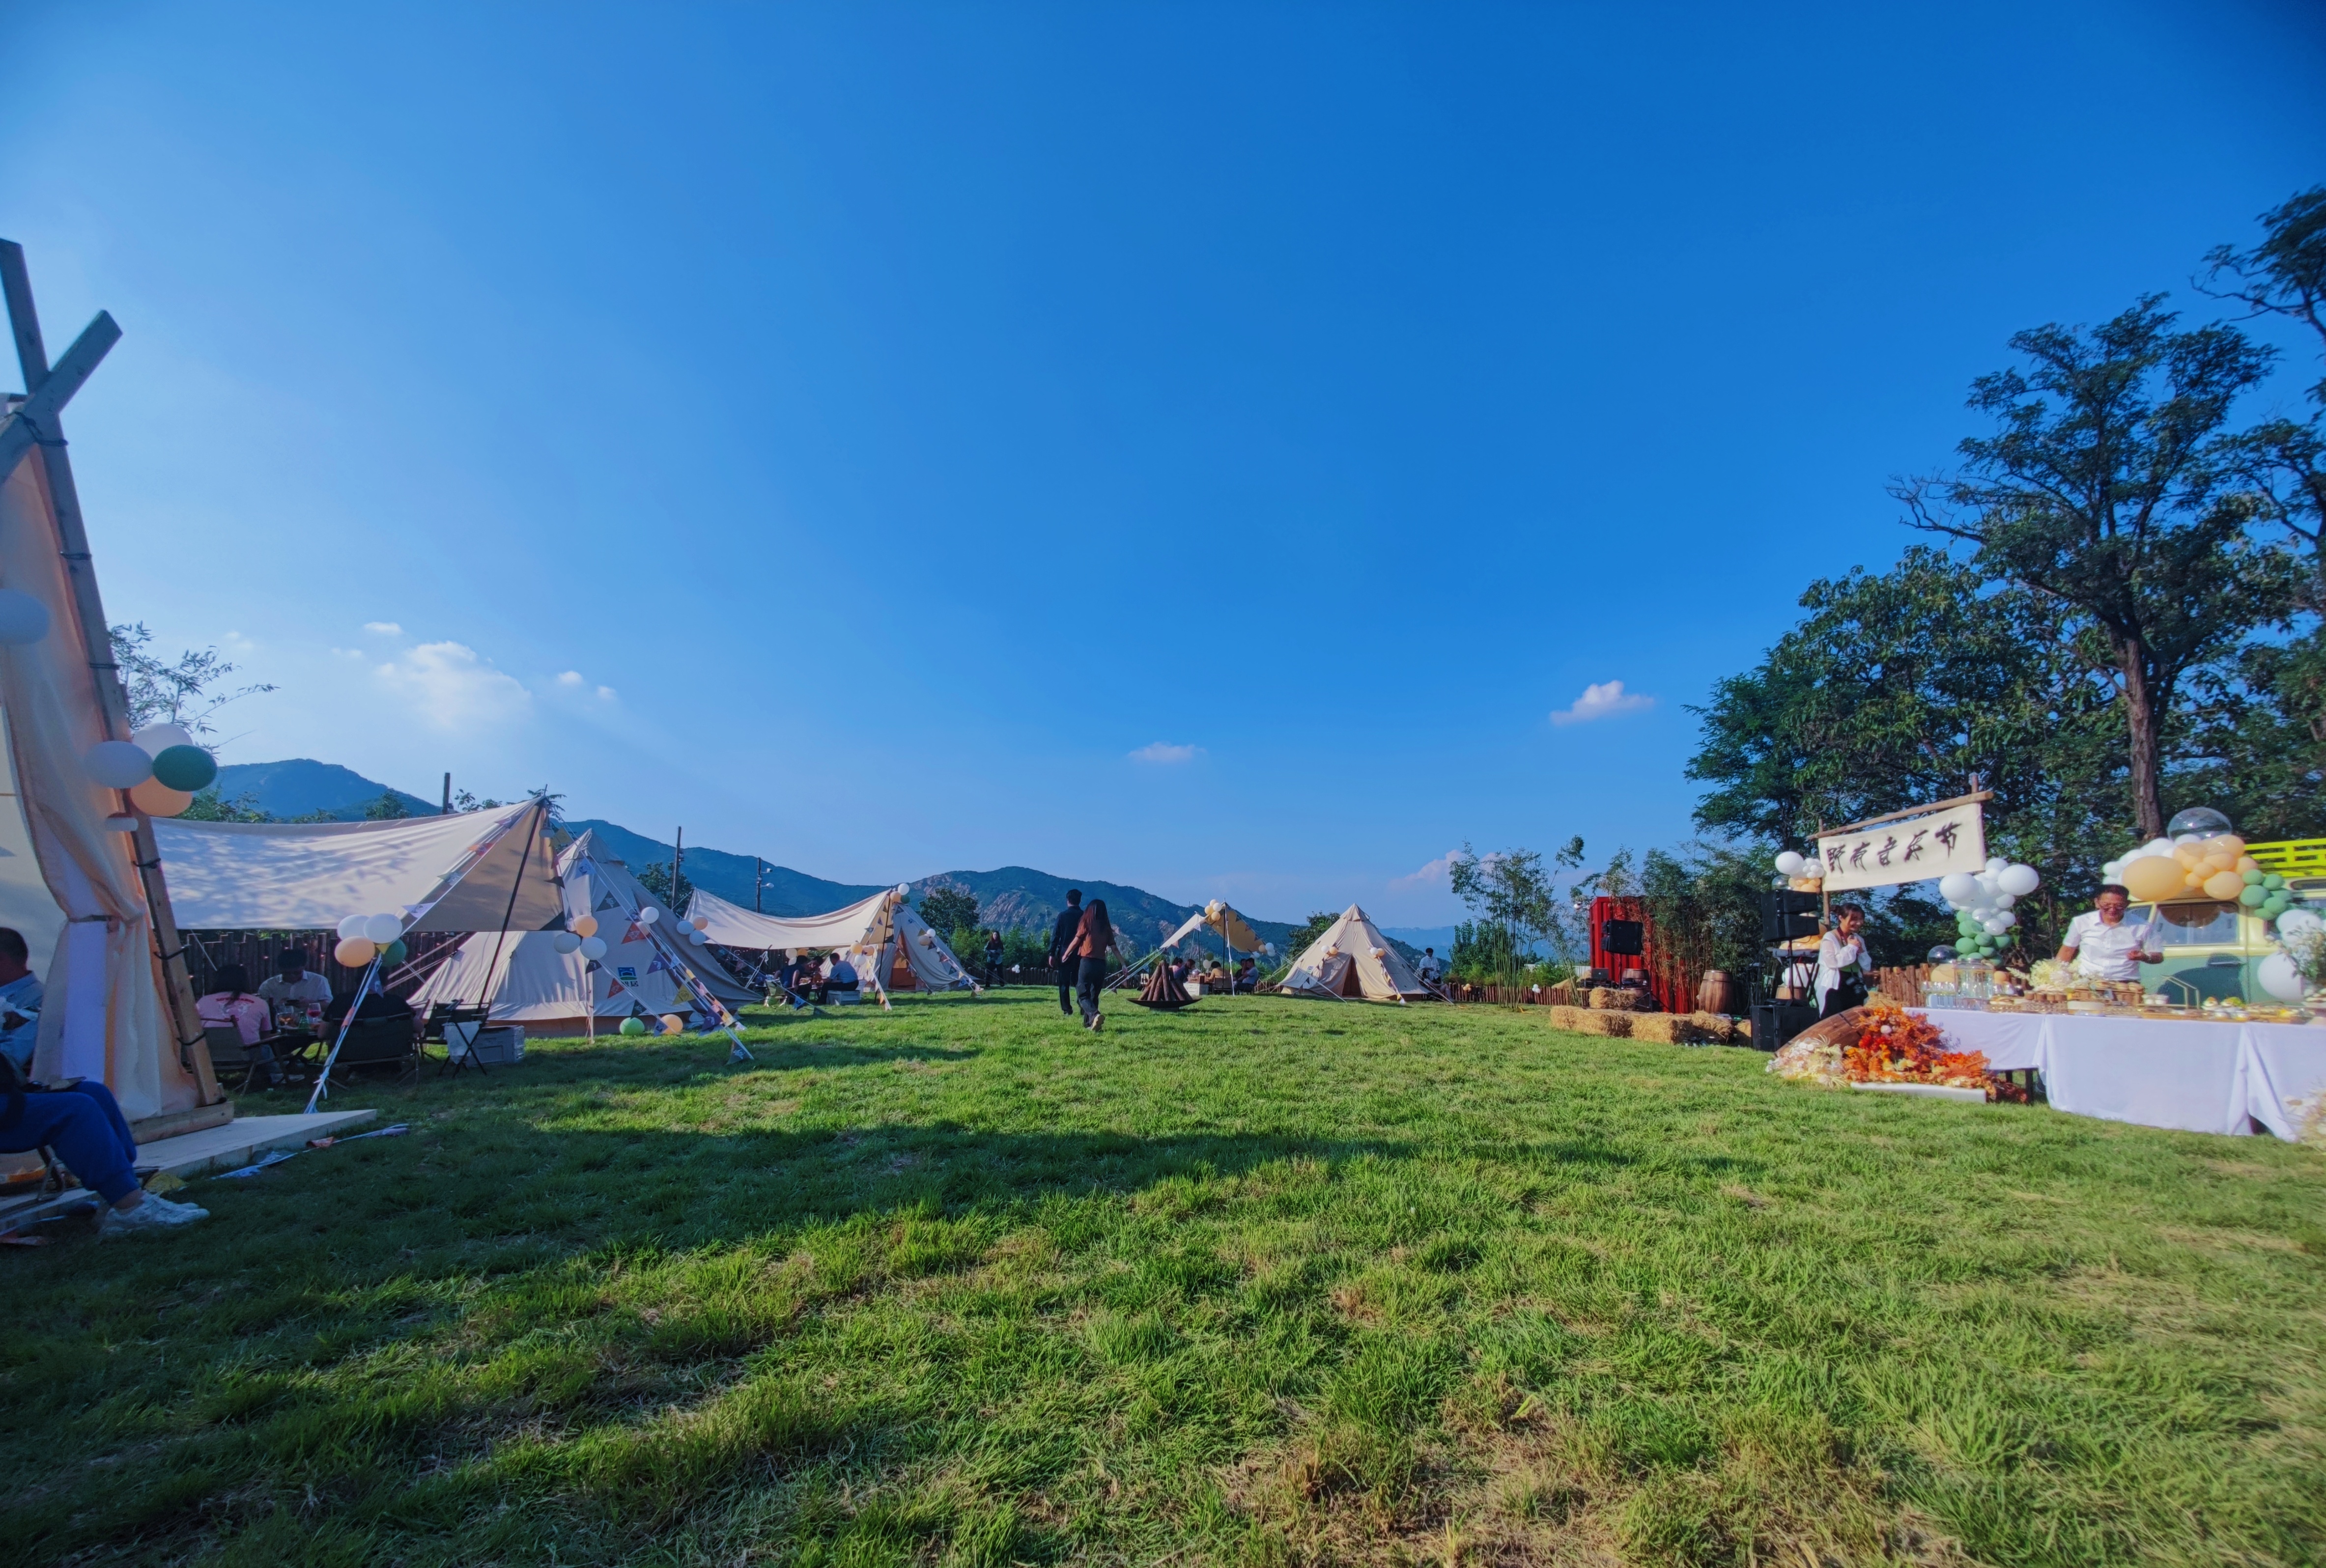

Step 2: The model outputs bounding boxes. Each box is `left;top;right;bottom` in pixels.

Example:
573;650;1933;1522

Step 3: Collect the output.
0;253;219;1129
687;885;980;1003
1277;904;1429;1003
1160;899;1265;957
155;800;565;933
412;831;754;1032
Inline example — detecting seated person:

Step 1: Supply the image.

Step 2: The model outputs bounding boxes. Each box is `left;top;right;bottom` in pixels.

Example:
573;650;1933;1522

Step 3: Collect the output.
322;974;414;1027
824;953;860;996
257;949;333;1032
1418;947;1443;983
198;962;286;1088
0;1055;208;1236
0;926;43;1074
1234;956;1257;992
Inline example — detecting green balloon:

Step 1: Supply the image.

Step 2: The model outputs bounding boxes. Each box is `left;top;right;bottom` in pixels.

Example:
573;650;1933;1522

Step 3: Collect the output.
381;939;408;965
619;1015;647;1036
2262;895;2290;918
149;744;217;792
2239;884;2269;907
2263;873;2286;891
2243;868;2266;885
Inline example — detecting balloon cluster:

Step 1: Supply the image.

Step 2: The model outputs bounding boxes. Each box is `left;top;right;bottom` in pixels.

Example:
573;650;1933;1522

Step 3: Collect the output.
2105;808;2296;922
1936;859;2041;956
689;914;710;945
82;724;221;819
333;911;407;967
1771;850;1815;880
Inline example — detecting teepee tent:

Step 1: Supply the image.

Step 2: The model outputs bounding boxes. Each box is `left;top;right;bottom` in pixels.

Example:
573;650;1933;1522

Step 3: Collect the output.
0;245;221;1130
1278;904;1429;1003
412;830;754;1034
687;885;980;1003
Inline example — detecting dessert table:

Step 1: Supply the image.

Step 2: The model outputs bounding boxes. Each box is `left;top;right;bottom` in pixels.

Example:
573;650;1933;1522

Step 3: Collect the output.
1910;1009;2326;1140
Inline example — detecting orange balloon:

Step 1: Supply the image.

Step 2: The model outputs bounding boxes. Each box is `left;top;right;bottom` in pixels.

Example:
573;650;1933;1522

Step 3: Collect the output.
571;914;598;938
2172;844;2202;868
2120;855;2186;903
334;936;377;967
2210;834;2246;859
2202;870;2245;900
658;1013;686;1035
128;778;194;818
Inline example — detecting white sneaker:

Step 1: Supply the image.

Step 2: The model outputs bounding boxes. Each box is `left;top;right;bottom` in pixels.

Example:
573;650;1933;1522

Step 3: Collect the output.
100;1194;210;1238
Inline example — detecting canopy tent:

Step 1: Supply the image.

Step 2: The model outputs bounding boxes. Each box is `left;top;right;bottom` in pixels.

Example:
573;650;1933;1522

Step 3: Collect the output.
154;800;564;933
1277;904;1430;1004
1160;899;1265;957
686;885;980;1003
0;250;218;1129
412;831;754;1033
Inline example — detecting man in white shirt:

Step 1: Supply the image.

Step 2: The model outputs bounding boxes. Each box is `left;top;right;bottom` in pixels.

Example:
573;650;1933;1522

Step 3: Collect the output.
2057;885;2162;982
256;949;334;1028
1418;948;1442;983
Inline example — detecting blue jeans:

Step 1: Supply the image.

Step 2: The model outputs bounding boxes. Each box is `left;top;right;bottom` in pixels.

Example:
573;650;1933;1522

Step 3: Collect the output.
0;1081;140;1204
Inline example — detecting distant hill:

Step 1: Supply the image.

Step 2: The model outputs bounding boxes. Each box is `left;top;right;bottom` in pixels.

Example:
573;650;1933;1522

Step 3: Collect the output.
561;820;885;918
206;758;1352;956
211;759;438;821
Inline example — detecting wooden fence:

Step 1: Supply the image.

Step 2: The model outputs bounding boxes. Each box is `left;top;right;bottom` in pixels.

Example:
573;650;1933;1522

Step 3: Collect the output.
179;929;471;1002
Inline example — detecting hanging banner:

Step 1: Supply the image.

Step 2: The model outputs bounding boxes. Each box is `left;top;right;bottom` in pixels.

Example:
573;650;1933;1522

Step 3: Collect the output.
1816;800;1986;892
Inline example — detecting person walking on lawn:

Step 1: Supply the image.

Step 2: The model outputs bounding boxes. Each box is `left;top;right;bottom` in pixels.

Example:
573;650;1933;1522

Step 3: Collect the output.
1049;890;1084;1016
1066;897;1121;1031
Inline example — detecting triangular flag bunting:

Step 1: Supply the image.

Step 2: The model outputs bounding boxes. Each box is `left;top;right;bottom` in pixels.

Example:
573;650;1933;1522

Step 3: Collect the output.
623;923;650;944
603;978;626;996
596;892;621;912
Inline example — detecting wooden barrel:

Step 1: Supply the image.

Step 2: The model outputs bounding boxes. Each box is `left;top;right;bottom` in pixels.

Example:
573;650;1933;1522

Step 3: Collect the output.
1696;969;1740;1016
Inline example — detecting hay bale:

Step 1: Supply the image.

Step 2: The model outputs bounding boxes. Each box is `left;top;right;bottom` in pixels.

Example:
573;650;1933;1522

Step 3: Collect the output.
1631;1012;1738;1046
1588;986;1645;1012
1544;1005;1593;1033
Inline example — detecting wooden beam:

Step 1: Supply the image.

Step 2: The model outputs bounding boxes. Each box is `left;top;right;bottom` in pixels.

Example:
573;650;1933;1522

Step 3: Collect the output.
1822;790;1995;839
16;311;120;429
0;240;49;389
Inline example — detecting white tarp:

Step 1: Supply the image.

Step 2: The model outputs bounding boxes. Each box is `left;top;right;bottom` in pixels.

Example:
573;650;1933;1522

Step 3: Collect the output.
687;885;979;998
1162;900;1264;955
412;830;753;1026
0;449;190;1120
154;800;564;932
1279;904;1428;1003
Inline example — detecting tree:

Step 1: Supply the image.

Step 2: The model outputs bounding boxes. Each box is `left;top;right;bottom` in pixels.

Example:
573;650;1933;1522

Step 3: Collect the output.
361;791;409;821
108;622;276;734
180;787;270;823
918;885;980;936
636;860;694;909
1897;297;2283;837
2202;185;2326;403
1448;844;1562;962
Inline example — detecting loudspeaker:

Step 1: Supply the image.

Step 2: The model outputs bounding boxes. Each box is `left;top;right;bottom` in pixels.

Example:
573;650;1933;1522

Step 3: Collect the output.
1750;1000;1820;1052
1758;891;1821;943
1599;918;1644;956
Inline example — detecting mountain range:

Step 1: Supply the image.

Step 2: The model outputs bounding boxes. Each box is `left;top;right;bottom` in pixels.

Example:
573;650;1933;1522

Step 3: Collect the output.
207;759;1356;959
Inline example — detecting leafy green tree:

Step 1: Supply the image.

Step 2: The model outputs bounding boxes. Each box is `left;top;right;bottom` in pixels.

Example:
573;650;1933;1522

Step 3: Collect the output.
636;860;694;910
1448;844;1560;960
107;622;275;734
918;885;980;936
179;788;270;823
361;791;409;821
1895;297;2284;837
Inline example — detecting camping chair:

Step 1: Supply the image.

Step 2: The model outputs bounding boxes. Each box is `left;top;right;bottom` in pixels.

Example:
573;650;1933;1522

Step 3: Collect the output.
200;1024;293;1094
326;1015;421;1081
422;1003;493;1079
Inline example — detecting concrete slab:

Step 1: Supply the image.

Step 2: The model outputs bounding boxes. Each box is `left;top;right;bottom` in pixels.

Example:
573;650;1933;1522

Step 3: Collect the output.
139;1109;381;1180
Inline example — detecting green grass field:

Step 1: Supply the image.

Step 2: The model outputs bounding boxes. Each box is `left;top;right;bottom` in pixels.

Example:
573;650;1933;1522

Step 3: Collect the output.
4;990;2323;1567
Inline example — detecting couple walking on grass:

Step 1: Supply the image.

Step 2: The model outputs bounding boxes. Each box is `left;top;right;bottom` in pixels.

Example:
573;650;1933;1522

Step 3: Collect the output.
1048;889;1120;1032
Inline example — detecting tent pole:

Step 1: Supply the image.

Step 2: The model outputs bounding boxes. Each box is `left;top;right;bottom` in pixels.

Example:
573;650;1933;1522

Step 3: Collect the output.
0;244;218;1107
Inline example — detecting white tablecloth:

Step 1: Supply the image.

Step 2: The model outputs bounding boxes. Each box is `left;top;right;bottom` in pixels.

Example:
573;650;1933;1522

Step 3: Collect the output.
1910;1009;2326;1140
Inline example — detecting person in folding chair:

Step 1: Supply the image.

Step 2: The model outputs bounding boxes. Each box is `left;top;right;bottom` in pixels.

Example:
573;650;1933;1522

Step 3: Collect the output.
0;1053;209;1237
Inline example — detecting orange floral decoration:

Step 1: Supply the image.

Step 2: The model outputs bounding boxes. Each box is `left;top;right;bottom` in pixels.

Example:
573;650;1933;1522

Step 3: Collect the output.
1842;997;2026;1101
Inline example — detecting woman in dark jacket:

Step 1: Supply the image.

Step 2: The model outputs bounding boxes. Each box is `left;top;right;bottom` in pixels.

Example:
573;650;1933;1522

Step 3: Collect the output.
1065;898;1120;1031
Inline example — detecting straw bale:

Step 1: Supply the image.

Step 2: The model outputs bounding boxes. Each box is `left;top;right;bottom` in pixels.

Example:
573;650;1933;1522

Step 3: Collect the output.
1588;987;1646;1012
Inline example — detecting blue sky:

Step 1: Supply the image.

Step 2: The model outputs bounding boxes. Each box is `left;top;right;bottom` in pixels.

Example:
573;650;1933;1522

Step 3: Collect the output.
5;2;2322;924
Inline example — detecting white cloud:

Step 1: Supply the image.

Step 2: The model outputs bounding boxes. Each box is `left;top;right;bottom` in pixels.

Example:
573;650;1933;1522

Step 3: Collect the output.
596;686;617;701
1391;850;1463;890
1130;741;1203;764
556;670;585;686
373;641;532;731
362;621;403;636
1550;679;1654;726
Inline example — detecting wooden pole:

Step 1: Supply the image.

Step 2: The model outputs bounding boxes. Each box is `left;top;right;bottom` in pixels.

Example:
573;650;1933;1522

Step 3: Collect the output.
441;772;451;815
672;827;683;909
0;242;219;1107
754;856;764;913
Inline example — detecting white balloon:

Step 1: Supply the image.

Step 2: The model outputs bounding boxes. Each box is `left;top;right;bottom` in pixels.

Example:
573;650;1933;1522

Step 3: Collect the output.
131;723;195;757
1993;893;2014;910
1773;851;1806;877
579;935;608;960
1938;872;1977;906
2257;952;2306;1002
2101;862;2124;881
552;931;582;954
2276;908;2324;941
689;929;708;945
637;906;660;925
83;740;153;788
1983;919;2008;936
1986;857;2007;874
2142;838;2175;858
363;912;403;946
337;914;371;940
0;588;51;645
1997;864;2040;896
1995;910;2016;928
